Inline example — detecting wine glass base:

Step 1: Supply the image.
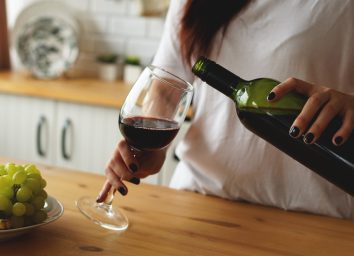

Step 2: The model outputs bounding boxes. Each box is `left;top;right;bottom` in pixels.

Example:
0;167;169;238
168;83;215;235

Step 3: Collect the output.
76;196;129;231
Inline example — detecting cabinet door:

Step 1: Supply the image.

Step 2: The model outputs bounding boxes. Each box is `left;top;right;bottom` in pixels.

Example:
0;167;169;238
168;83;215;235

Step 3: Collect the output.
55;101;161;184
0;94;56;164
55;102;121;174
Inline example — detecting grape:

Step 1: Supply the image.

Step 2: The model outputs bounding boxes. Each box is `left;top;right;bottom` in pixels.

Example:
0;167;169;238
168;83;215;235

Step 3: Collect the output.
33;210;48;224
27;172;42;180
38;189;48;200
15;165;25;172
0;175;13;187
40;178;47;189
5;163;17;177
0;165;6;175
24;203;35;216
0;186;14;199
31;196;45;210
16;186;32;202
12;202;26;216
0;195;12;215
0;162;49;229
25;178;41;194
24;216;34;226
10;216;24;228
24;164;40;175
12;170;27;184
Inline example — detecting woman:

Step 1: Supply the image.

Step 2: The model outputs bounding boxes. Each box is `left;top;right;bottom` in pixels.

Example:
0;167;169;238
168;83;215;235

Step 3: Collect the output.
98;0;354;219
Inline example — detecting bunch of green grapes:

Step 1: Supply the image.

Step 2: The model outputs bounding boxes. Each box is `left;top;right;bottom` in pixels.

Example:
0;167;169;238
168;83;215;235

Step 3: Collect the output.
0;163;48;229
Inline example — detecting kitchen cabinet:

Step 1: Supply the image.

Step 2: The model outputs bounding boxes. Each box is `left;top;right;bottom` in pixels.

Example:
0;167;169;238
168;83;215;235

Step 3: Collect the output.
54;101;163;184
54;101;120;174
0;94;56;165
0;92;181;185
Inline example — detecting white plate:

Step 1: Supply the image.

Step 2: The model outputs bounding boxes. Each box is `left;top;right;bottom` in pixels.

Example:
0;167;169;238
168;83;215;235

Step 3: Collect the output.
0;196;64;242
12;1;80;79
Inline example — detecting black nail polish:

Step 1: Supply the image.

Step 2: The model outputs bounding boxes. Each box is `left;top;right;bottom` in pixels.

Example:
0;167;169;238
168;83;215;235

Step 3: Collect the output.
304;133;314;144
129;177;140;185
96;195;103;203
334;136;343;145
267;92;276;101
289;126;300;138
118;187;127;196
129;163;138;173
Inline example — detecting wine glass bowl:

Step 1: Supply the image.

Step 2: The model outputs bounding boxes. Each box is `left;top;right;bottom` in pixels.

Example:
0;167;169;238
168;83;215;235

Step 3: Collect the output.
119;65;193;152
77;65;193;231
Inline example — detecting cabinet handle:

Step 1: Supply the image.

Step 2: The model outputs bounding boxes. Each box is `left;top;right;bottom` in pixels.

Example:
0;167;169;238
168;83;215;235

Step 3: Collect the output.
61;119;72;160
36;116;47;157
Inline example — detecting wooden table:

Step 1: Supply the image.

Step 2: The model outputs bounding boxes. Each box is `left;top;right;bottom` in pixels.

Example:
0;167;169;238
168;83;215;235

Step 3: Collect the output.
1;158;354;256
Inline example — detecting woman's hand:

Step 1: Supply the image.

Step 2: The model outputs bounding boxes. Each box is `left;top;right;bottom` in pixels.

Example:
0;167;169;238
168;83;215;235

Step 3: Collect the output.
267;77;354;145
96;140;167;202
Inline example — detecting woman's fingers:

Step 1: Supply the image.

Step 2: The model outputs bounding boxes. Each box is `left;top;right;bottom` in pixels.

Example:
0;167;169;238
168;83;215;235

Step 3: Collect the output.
97;140;141;201
105;167;128;196
268;77;317;100
302;99;340;144
100;139;169;202
268;77;354;145
108;142;140;184
96;180;112;203
118;140;140;175
116;140;141;184
332;110;354;146
289;91;331;140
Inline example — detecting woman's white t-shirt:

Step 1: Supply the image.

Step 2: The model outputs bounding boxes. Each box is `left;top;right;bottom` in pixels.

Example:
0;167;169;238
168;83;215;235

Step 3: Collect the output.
153;0;354;219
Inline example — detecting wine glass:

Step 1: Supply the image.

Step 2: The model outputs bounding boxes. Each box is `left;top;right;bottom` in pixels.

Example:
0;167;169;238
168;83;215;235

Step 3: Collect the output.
76;65;193;231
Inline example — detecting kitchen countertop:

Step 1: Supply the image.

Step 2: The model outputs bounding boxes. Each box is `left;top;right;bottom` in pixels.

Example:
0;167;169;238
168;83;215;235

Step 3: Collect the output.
0;71;133;108
1;157;354;256
0;71;194;118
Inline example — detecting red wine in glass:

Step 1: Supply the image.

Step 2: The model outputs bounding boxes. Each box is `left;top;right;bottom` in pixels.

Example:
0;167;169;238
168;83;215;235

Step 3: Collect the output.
119;116;180;151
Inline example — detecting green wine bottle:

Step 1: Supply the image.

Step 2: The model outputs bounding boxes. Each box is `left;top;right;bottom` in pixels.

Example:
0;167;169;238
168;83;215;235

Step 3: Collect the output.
192;56;354;197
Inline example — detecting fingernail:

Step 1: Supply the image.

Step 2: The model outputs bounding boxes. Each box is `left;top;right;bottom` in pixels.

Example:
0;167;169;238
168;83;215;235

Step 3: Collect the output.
129;163;138;173
289;126;300;138
334;136;343;145
267;92;276;101
304;133;314;144
129;177;140;185
96;194;103;203
118;186;127;196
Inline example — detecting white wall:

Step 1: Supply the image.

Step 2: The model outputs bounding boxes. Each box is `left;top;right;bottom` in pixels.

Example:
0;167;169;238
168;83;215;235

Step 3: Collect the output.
6;0;166;77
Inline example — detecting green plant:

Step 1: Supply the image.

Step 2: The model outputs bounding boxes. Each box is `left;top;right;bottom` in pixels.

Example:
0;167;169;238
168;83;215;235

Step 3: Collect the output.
125;55;140;65
96;54;118;64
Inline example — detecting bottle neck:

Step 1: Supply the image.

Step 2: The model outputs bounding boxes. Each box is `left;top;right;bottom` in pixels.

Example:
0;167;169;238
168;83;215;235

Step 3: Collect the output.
192;57;306;115
192;57;245;97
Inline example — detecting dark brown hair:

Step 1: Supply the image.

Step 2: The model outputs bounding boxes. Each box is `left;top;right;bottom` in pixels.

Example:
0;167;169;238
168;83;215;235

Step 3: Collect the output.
179;0;251;66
